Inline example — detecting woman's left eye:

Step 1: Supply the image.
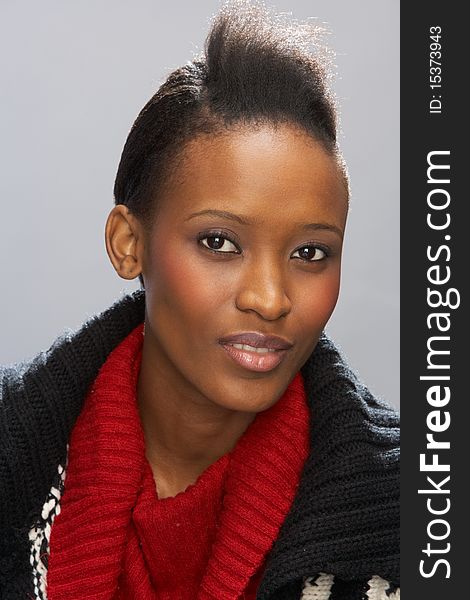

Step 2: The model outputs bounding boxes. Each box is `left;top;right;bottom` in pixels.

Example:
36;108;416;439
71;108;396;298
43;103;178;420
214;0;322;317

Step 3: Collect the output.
291;245;327;262
199;235;240;253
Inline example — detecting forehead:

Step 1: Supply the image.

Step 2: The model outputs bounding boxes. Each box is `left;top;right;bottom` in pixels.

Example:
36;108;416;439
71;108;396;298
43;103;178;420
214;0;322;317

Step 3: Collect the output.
156;123;348;228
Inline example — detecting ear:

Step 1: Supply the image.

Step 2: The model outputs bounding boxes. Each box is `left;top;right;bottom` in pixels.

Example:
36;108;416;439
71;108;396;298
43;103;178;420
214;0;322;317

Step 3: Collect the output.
105;205;145;280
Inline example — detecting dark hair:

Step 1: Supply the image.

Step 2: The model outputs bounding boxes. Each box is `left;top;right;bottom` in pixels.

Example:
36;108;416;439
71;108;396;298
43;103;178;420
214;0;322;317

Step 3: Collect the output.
113;0;348;288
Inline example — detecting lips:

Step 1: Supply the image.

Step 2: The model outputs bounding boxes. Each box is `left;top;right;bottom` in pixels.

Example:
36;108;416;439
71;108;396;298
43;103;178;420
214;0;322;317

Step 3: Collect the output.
218;332;293;372
218;332;293;350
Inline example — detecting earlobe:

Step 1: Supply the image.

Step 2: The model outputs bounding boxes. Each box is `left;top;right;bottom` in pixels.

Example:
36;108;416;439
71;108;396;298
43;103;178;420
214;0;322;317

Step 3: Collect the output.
104;205;144;280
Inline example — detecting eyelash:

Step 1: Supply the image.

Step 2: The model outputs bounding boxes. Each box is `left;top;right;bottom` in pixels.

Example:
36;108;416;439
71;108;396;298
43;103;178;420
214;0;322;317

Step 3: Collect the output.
197;230;330;262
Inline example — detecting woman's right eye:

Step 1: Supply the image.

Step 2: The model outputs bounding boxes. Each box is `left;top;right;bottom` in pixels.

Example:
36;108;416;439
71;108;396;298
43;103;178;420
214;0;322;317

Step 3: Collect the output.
199;235;240;254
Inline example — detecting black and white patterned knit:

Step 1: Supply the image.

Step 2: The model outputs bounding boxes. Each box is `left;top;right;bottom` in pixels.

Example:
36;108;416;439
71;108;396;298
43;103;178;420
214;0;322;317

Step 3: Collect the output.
0;290;400;600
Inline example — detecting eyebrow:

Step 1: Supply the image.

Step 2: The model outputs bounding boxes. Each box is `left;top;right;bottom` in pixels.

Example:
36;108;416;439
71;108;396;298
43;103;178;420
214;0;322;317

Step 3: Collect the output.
186;209;343;239
186;209;248;225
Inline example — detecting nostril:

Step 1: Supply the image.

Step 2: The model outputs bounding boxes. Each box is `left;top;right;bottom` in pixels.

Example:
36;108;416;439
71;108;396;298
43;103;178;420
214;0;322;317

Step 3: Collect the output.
235;288;292;321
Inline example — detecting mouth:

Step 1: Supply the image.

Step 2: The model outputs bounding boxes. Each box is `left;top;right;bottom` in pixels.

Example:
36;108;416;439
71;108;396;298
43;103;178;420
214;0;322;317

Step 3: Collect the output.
218;332;293;373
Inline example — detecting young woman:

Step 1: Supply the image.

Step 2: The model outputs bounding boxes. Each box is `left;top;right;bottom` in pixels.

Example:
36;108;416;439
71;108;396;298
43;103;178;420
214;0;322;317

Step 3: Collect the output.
0;1;399;598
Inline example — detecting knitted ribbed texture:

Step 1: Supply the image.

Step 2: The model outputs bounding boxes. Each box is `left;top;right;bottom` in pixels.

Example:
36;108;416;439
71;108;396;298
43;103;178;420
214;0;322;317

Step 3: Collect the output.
197;368;308;600
46;322;308;599
0;293;145;599
123;455;230;599
124;355;308;600
257;336;400;600
0;290;400;599
46;324;146;598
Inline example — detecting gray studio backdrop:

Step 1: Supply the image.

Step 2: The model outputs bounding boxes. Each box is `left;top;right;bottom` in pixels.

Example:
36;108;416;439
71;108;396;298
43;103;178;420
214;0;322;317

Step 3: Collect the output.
0;1;399;408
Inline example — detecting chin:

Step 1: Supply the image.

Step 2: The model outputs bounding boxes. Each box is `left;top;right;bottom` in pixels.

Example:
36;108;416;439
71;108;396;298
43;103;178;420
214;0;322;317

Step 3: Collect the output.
212;381;286;414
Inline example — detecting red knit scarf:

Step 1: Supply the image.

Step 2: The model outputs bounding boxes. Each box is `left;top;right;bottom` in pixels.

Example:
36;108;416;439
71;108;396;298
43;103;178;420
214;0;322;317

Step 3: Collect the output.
47;324;309;600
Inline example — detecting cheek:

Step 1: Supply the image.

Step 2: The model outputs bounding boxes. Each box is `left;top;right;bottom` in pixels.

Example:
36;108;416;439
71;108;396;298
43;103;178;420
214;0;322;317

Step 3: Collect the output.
296;270;341;333
147;240;221;324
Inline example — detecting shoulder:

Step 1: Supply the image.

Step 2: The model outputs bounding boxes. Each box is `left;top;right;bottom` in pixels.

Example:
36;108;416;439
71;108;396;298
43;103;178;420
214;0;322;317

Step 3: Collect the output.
258;334;400;599
1;290;146;594
1;289;146;433
0;292;146;541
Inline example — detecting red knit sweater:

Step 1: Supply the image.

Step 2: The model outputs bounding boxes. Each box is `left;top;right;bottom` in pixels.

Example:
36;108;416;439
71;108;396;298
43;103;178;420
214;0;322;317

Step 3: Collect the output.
47;323;309;600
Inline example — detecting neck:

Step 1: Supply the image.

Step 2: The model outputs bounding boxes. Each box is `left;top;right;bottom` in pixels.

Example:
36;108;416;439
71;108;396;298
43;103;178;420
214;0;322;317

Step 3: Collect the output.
136;336;255;496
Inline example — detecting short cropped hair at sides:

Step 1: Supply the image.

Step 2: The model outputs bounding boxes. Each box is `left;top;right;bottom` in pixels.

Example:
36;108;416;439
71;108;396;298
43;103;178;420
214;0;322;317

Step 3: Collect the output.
112;0;349;289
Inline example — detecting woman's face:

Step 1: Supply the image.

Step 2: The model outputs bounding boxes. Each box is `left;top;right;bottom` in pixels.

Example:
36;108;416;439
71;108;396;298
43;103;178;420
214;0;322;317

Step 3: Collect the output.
140;123;348;413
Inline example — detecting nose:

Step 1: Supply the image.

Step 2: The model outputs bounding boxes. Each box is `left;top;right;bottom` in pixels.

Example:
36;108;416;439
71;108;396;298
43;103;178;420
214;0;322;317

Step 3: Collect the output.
235;256;292;321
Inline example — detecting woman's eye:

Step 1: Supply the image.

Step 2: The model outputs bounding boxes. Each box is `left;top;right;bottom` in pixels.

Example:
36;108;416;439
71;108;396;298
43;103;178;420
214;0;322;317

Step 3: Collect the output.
199;235;239;253
292;245;327;262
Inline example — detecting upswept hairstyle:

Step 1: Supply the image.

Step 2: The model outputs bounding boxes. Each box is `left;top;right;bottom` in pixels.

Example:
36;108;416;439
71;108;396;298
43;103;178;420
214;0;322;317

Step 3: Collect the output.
113;0;348;287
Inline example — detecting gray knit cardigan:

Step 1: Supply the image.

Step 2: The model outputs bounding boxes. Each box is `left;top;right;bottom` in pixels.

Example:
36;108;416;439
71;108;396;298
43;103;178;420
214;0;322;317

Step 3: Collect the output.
0;290;400;600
